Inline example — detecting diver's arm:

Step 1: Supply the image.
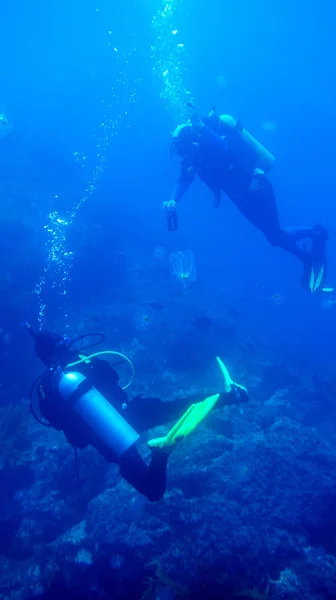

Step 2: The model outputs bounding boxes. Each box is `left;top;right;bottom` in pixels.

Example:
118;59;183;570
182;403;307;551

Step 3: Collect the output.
163;162;195;231
171;162;195;202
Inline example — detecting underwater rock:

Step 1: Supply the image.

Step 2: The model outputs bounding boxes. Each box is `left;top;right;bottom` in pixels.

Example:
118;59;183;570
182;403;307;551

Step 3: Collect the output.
0;515;22;555
1;370;336;599
0;461;35;499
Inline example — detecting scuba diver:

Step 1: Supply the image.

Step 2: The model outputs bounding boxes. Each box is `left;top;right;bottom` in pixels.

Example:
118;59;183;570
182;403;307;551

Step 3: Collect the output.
164;103;328;294
25;323;248;502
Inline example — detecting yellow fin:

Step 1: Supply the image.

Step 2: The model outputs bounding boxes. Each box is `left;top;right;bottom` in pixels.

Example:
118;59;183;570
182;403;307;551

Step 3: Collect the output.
148;394;220;449
175;394;220;438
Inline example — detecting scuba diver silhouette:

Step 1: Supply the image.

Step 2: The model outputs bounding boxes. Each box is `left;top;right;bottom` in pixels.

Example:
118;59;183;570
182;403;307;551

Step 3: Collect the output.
25;323;248;501
164;103;328;294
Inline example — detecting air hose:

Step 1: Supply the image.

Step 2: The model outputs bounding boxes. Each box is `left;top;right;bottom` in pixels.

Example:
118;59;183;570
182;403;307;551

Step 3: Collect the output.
67;350;135;390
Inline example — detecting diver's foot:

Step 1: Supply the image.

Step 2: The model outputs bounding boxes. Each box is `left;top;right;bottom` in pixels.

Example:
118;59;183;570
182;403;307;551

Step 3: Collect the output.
149;437;182;456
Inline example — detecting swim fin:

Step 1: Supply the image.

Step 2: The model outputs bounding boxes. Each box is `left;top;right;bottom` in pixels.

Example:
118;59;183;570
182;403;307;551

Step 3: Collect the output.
301;224;327;294
301;261;326;294
148;393;220;449
216;357;248;396
309;263;325;294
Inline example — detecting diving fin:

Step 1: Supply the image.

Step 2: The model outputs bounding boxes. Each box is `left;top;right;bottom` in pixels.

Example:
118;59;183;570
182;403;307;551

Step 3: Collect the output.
148;394;220;449
302;261;325;294
148;358;248;450
309;263;325;294
216;357;248;396
302;224;328;294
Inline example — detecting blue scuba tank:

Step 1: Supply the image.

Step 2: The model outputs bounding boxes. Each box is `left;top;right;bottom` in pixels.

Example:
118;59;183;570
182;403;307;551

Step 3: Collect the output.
58;371;139;458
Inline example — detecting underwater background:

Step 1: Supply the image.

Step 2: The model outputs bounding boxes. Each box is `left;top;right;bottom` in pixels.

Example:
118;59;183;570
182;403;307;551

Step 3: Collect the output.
1;1;336;598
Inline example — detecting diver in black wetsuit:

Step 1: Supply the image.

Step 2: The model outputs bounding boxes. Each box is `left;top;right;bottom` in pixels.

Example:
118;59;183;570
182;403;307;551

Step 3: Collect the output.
26;325;247;502
163;104;328;294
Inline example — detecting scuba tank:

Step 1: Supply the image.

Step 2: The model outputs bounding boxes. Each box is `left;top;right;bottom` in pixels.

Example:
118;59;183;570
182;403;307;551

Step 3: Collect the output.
58;371;139;458
209;111;275;173
25;323;139;457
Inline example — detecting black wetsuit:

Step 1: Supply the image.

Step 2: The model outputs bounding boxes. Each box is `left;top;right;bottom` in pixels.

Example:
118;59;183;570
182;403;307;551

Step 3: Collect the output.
171;118;326;268
38;357;226;501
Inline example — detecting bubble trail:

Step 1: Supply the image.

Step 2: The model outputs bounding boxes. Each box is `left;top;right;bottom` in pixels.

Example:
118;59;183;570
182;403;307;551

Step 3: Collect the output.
35;39;138;327
151;0;192;125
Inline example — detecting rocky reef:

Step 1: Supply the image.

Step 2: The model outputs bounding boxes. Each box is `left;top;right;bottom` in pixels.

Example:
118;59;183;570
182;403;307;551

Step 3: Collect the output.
1;347;336;600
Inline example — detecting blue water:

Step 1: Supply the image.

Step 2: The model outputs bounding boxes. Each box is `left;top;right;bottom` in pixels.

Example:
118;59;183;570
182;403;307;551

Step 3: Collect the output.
1;1;336;599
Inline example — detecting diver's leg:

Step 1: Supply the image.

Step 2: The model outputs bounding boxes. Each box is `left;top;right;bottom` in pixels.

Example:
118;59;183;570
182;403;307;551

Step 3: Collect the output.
118;444;168;502
283;226;315;241
125;395;197;432
310;223;328;262
232;176;328;291
232;176;309;261
126;387;249;433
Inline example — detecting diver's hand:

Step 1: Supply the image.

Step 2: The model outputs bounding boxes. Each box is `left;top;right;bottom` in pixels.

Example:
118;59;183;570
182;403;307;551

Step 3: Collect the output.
163;199;176;211
163;199;178;231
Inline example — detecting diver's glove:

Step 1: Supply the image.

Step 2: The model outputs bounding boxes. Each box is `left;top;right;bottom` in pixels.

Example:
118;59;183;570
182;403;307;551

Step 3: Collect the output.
163;199;178;232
